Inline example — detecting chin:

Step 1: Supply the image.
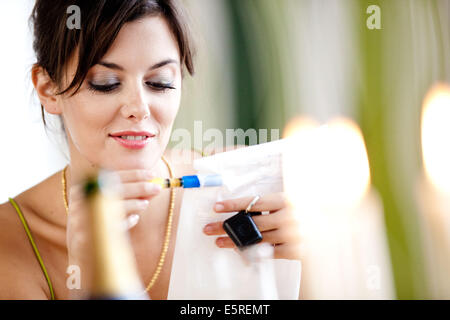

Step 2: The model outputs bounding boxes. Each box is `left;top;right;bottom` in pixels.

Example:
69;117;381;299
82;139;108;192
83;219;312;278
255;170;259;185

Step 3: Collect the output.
103;152;162;171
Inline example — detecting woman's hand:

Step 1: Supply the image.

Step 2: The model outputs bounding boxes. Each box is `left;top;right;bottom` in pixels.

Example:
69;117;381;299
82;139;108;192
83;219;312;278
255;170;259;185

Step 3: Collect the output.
65;169;162;297
113;169;163;228
202;192;301;260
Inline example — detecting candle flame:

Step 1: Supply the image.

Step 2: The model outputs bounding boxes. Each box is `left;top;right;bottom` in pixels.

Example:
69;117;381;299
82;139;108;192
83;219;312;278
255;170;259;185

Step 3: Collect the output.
283;117;371;214
421;83;450;195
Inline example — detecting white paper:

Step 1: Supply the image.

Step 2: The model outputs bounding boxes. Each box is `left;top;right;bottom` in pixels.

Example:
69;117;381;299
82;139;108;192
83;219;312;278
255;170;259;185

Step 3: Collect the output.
168;140;301;299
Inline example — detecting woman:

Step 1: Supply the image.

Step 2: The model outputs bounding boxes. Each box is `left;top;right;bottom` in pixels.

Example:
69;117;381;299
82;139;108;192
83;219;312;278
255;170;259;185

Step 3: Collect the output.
0;0;300;300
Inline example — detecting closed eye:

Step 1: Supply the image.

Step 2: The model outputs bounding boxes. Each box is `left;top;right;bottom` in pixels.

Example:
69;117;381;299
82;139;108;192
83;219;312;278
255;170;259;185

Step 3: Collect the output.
87;81;176;94
87;82;120;93
146;81;176;92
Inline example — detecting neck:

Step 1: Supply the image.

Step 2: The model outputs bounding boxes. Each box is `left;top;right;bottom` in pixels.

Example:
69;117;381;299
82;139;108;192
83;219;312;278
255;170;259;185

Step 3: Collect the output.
63;140;171;222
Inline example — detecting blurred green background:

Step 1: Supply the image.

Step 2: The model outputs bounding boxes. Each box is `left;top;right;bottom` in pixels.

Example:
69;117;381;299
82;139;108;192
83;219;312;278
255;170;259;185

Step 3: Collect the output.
172;0;450;299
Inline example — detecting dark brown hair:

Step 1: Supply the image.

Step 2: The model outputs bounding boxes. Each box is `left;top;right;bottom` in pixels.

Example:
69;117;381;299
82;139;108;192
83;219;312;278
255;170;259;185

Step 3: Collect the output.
30;0;195;126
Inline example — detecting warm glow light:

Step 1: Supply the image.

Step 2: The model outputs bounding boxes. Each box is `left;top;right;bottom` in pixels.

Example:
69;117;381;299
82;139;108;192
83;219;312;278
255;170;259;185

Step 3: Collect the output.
282;116;318;139
421;83;450;195
282;117;319;208
283;117;371;213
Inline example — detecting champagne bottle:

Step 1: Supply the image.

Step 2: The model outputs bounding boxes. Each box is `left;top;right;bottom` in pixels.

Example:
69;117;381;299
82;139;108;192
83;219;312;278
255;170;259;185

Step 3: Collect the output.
83;170;148;300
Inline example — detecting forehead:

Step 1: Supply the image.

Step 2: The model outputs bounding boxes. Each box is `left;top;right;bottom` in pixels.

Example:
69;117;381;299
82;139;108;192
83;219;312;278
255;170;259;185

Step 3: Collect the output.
62;15;182;89
102;15;181;69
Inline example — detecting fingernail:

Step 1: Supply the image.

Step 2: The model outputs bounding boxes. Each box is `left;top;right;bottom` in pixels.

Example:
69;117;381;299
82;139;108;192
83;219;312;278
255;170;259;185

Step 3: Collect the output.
127;214;140;229
214;203;224;212
203;224;214;234
216;238;224;247
147;183;162;193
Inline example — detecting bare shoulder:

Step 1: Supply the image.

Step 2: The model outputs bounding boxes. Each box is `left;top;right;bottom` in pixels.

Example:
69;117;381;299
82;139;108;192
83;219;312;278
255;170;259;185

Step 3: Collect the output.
0;201;48;299
0;171;60;299
0;200;29;252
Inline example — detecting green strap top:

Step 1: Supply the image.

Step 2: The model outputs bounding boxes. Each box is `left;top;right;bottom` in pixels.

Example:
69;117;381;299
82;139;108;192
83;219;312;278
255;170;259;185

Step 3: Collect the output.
8;198;55;300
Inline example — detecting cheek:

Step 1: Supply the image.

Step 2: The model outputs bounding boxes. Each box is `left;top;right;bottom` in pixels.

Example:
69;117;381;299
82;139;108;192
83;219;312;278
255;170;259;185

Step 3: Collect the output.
63;94;113;148
151;91;181;127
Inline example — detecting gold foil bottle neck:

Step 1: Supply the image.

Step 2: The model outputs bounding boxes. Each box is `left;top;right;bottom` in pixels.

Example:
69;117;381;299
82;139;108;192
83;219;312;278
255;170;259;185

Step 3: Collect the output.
84;171;148;299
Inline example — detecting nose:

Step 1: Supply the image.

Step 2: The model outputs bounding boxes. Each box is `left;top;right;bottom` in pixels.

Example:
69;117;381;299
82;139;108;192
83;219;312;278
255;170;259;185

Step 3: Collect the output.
120;85;150;121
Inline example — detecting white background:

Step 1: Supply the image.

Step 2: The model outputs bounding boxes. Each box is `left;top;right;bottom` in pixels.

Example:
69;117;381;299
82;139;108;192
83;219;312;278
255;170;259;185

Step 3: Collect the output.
0;0;66;203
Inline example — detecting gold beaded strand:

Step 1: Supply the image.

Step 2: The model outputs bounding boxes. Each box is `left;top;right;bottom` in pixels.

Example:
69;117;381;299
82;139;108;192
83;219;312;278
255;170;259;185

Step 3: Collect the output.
145;156;175;292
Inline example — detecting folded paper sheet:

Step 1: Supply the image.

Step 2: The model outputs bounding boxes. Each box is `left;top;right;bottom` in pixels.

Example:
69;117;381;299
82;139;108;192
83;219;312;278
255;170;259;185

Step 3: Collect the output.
168;140;301;299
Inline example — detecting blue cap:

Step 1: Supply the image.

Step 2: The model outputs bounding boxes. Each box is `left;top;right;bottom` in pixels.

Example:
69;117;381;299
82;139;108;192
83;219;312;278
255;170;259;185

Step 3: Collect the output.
181;174;223;188
181;175;201;188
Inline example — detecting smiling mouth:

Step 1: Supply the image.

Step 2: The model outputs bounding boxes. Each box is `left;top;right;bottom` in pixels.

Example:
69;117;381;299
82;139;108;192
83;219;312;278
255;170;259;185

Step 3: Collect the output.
113;135;149;140
108;133;156;150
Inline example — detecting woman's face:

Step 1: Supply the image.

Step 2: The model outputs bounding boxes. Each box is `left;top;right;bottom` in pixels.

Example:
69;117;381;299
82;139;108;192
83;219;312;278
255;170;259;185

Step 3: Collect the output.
59;15;182;171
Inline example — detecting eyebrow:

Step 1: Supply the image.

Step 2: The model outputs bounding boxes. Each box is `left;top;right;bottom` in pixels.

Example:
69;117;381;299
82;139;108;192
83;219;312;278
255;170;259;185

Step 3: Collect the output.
98;59;178;71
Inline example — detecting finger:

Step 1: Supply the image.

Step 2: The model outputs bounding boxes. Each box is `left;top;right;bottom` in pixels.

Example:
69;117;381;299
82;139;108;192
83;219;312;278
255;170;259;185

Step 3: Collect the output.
251;209;289;232
122;182;162;200
215;228;293;248
68;230;92;258
273;243;301;260
215;227;301;251
214;192;286;213
261;226;301;245
123;199;150;215
215;236;236;249
67;196;89;221
203;222;225;235
68;184;85;203
260;229;286;245
116;169;155;183
203;208;291;236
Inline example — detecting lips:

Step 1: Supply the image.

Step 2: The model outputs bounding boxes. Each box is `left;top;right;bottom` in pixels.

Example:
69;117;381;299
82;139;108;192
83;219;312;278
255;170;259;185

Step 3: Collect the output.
109;131;156;150
109;131;155;138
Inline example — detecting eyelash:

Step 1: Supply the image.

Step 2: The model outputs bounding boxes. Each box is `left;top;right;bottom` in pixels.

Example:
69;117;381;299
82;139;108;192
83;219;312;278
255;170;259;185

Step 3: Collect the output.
87;82;176;94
